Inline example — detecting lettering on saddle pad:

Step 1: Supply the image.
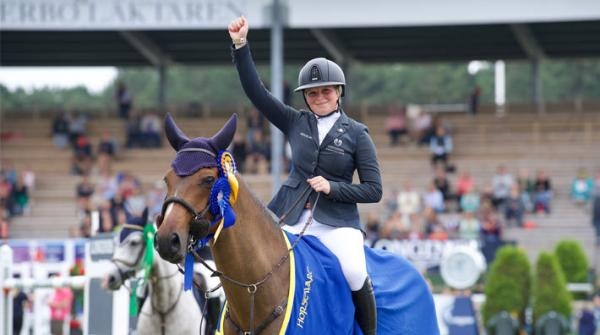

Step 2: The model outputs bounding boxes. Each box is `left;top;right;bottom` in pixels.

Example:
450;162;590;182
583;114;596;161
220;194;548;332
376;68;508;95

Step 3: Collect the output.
296;267;313;328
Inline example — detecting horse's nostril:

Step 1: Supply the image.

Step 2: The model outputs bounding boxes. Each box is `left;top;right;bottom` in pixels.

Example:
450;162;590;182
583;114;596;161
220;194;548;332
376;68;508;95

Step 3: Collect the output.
169;233;181;253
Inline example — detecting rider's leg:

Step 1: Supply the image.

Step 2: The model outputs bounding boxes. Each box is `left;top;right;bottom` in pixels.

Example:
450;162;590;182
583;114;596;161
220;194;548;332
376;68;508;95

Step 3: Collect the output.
306;224;377;335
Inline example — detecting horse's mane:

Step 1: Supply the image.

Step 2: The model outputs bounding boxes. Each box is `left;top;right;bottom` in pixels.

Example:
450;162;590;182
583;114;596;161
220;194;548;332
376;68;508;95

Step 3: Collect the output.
235;172;280;229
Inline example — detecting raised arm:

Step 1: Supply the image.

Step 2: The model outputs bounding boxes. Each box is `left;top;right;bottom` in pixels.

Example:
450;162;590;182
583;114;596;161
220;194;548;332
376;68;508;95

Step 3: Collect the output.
228;16;297;133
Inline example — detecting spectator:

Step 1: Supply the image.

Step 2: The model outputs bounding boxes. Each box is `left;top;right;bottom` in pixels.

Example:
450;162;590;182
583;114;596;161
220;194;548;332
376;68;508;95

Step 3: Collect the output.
230;132;247;174
593;292;600;330
468;86;481;116
397;181;421;228
480;210;502;243
22;165;36;192
456;170;475;200
429;125;453;170
571;168;594;206
413;111;432;145
407;214;424;241
71;135;93;176
12;279;31;335
381;211;405;240
97;131;118;159
533;169;553;214
491;164;514;210
10;175;29;215
516;167;535;213
364;211;382;247
592;170;600;244
246;108;265;145
245;131;270;174
139;112;162;148
48;274;74;335
458;211;480;241
115;82;133;120
423;206;446;239
51;112;71;149
505;184;525;227
577;304;597;335
433;167;456;207
384;104;407;146
68;113;87;148
76;176;95;213
125;111;143;148
460;185;481;214
147;180;166;222
423;182;445;213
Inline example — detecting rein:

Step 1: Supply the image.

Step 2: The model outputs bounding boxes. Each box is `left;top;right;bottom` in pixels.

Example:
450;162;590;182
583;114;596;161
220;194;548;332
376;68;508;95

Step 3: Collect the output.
188;185;319;335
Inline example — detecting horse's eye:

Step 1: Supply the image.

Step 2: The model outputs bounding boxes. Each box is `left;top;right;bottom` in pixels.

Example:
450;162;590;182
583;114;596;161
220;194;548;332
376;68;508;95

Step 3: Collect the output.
130;239;141;247
200;176;215;187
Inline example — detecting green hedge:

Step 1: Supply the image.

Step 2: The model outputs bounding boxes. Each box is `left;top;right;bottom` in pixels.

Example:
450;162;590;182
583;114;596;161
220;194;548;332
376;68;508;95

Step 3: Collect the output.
532;252;572;320
554;240;589;283
482;246;531;326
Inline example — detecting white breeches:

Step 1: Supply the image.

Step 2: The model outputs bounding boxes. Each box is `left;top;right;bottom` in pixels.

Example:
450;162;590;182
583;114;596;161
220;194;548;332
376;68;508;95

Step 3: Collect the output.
283;209;368;291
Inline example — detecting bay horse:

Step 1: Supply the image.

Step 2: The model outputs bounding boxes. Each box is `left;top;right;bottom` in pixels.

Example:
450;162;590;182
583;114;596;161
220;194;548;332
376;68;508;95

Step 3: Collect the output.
104;208;205;335
155;114;440;334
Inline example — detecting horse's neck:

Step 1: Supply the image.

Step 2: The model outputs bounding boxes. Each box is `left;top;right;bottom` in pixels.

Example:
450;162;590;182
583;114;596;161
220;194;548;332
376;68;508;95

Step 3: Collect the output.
148;249;181;313
210;175;289;328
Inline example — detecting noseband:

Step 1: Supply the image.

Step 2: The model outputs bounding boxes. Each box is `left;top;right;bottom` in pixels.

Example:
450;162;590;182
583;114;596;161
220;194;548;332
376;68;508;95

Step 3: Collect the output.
158;196;213;243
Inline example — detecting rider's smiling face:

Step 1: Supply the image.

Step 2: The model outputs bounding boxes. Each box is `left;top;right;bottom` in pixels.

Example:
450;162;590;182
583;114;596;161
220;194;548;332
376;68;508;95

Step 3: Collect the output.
304;85;340;116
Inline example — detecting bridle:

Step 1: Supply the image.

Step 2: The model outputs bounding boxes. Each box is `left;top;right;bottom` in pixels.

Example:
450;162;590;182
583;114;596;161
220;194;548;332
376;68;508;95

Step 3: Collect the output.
158;196;214;244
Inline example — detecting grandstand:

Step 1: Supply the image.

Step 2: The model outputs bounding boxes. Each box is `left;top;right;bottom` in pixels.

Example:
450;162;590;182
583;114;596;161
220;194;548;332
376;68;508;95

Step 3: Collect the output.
2;105;598;267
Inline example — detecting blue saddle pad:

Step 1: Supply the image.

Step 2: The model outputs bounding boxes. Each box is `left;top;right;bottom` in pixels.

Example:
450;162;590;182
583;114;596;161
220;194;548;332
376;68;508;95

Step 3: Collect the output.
217;231;439;335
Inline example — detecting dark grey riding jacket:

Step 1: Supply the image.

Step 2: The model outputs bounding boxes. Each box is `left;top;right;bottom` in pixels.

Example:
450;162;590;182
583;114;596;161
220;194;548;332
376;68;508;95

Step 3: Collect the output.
233;44;382;230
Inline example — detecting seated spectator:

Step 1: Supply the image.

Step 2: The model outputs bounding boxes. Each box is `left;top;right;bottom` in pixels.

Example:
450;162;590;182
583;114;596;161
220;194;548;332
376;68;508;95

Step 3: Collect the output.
397;181;421;227
433;167;456;208
406;214;424;241
460;185;481;213
230;133;247;174
456;170;475;200
533;169;553;214
571;168;594;206
458;211;480;241
414;111;432;145
0;212;9;238
71;135;93;175
385;104;407;146
147;180;166;222
491;164;514;210
364;211;382;246
423;206;446;239
76;176;95;213
68;112;88;148
246;108;265;145
429;125;453;170
22;165;35;193
139;112;162;148
10;175;29;216
0;175;13;216
245;131;270;174
505;184;525;227
516;167;534;213
125;111;143;148
381;211;406;240
97;131;118;159
480;211;502;243
423;182;445;213
51;112;71;149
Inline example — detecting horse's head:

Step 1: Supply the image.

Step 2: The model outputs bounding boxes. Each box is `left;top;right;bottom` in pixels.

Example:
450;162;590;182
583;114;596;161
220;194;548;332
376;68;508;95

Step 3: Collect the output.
155;114;237;263
105;207;150;290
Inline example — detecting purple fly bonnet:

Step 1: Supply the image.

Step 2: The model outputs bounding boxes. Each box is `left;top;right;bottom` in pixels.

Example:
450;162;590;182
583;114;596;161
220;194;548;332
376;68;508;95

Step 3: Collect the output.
165;114;238;176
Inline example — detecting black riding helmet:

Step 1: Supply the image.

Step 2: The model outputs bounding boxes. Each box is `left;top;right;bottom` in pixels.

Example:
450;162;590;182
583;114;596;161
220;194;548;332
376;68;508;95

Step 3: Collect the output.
295;57;346;96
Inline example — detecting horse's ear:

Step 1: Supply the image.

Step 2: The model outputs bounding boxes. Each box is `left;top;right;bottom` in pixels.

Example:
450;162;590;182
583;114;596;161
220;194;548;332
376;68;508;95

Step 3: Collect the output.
142;207;149;224
165;113;190;151
210;114;237;151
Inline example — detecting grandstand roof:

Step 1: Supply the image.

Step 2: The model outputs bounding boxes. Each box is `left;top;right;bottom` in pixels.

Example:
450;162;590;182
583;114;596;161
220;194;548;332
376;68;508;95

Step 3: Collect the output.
2;20;600;66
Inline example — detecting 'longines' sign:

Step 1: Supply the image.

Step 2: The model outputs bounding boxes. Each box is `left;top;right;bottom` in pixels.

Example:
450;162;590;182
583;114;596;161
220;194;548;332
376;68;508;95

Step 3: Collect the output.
0;0;247;30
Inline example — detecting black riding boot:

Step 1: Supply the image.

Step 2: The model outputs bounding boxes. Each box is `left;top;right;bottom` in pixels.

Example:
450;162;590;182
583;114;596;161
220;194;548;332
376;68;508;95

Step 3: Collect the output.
351;277;377;335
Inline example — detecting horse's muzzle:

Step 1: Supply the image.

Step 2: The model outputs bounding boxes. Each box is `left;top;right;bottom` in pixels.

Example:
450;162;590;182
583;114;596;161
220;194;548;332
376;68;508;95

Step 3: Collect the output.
156;232;185;263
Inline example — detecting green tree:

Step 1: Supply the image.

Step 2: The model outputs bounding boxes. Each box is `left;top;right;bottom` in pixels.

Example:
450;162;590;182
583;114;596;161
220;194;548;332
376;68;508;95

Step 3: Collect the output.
482;246;531;327
532;252;572;321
